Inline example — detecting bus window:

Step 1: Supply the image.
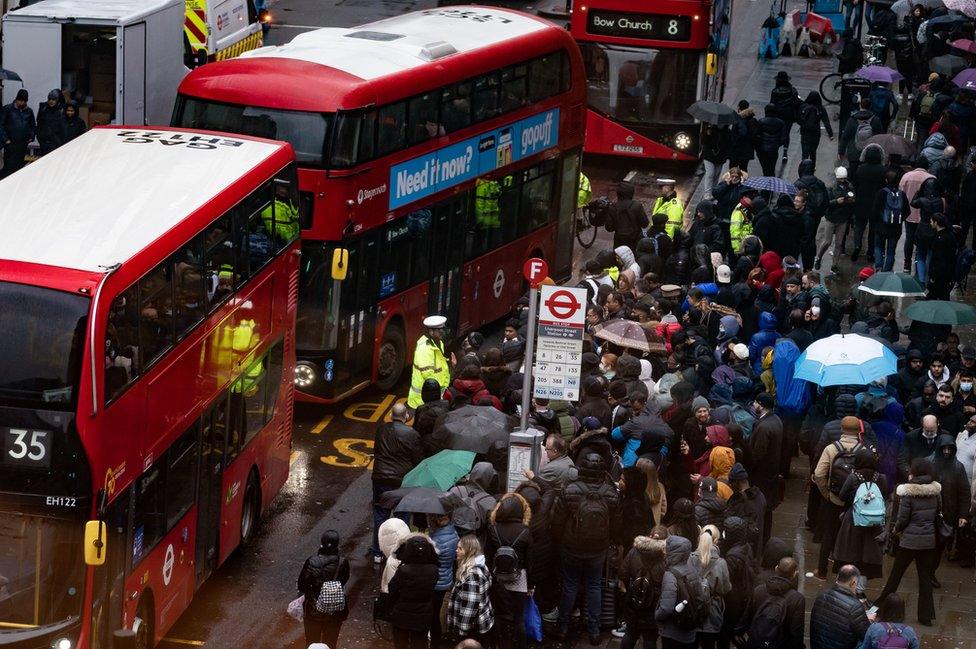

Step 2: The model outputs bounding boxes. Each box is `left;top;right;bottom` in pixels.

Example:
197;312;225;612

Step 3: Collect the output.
204;214;236;309
263;341;284;422
500;64;529;113
473;72;500;122
331;113;361;167
106;285;140;403
520;161;556;234
406;209;432;286
243;355;267;445
530;52;562;102
440;82;472;133
498;175;520;245
132;462;166;562
377;102;406;155
174;234;207;339
358;110;376;163
559;50;571;93
408;92;443;145
139;264;175;367
270;174;301;251
296;243;339;353
165;425;198;529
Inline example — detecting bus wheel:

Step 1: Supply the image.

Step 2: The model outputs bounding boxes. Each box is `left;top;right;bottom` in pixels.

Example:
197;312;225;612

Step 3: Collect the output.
376;325;406;391
134;599;153;649
240;473;260;546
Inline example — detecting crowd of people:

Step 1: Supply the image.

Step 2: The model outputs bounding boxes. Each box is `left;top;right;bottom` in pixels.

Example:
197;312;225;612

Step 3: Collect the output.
0;88;87;179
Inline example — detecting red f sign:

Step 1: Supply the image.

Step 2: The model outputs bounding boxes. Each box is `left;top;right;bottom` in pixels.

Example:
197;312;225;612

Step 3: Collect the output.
522;257;549;287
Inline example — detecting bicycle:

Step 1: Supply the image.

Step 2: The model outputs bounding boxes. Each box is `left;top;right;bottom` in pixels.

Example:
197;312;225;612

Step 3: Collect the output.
820;35;887;104
575;196;608;248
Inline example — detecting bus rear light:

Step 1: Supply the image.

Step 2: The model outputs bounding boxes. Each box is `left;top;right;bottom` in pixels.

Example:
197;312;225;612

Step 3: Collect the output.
53;639;72;649
674;132;692;150
294;362;317;388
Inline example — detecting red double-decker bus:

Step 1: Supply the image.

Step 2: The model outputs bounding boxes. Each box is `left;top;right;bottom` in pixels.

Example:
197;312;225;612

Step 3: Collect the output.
571;0;731;160
172;6;586;402
0;127;299;649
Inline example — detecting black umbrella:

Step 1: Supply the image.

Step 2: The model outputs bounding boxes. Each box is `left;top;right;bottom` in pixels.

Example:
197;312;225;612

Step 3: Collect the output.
687;100;737;126
0;69;22;83
430;405;517;454
864;134;916;158
930;54;968;76
379;486;447;515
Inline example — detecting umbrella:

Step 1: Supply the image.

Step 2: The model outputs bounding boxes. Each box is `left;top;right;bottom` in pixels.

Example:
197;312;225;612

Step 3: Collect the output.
950;38;976;54
401;450;476;491
379;486;448;515
430;405;517;454
855;65;904;83
904;299;976;324
794;333;899;386
742;175;798;195
892;0;942;15
0;69;21;83
592;319;667;354
856;271;927;297
864;134;916;157
687;100;737;125
953;68;976;89
930;54;968;76
944;0;976;17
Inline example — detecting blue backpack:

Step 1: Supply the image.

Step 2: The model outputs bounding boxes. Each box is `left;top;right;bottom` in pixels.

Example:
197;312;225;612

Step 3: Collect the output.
852;480;886;527
870;87;890;117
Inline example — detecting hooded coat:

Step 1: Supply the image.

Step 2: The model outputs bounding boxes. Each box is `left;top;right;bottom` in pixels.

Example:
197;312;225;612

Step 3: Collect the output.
387;535;440;631
720;516;756;635
920;132;948;164
832;451;887;577
608;182;650;248
742;572;806;649
615;245;643;277
726;485;767;560
748;311;781;374
759;250;783;291
655;535;700;643
689;201;725;254
769;194;804;258
514;480;556;597
485;492;533;592
449;462;499;530
873;401;906;486
635;237;664;276
551;453;621;558
893;476;941;550
690;540;732;634
931;434;972;523
620;536;667;629
839;108;882;159
854;144;887;220
618;468;656;545
379;518;411;592
795;158;829;218
695;477;728;528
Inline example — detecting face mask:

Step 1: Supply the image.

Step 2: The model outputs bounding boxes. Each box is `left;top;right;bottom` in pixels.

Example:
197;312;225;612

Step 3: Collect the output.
962;382;973;392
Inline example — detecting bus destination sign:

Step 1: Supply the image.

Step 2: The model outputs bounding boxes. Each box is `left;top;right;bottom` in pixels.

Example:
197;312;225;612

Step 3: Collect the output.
587;10;692;41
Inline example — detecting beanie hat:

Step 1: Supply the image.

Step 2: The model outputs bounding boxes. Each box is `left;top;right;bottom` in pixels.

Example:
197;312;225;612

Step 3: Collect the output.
582;416;602;431
692;396;711;412
15;88;27;102
729;463;749;481
47;89;60;101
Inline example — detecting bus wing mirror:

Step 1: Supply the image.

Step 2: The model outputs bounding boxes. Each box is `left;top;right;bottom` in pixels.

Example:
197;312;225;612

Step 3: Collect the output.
84;520;107;566
706;53;718;76
331;249;349;281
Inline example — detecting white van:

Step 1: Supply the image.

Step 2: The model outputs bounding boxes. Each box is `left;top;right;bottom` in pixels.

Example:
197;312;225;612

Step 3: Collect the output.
184;0;263;68
1;0;186;127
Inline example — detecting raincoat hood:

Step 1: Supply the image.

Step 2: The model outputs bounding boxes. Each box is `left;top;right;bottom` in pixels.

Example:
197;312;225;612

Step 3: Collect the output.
710;446;736;478
883;400;905;424
919;176;943;199
665;534;693;567
934;433;958;463
618;354;642;380
422;378;444;403
759;311;778;331
860;142;885;164
759;251;782;274
761;537;793;569
696;200;716;224
617;181;636;200
765;574;795;597
741;235;763;257
718;315;741;341
379;518;411;558
805;90;822;105
396;534;438;564
723;515;749;546
468;462;498;493
706;424;731;447
637;238;657;254
616;245;638;269
798;158;817;177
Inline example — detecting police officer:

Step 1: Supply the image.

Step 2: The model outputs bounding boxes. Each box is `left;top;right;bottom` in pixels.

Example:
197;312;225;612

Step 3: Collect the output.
407;315;451;409
651;178;684;239
261;182;301;242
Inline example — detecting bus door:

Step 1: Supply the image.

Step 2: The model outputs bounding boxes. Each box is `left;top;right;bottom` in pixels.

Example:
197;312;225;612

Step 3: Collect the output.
337;234;379;386
196;395;228;585
428;196;466;333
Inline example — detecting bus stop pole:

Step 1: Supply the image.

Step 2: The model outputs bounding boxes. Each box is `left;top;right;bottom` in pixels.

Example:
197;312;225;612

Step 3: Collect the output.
519;285;539;433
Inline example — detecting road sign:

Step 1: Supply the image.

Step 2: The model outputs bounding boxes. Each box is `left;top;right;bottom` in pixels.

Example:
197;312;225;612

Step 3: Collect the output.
522;257;549;287
533;285;586;401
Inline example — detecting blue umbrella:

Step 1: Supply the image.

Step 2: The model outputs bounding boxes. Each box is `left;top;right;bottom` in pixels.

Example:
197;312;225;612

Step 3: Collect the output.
855;65;904;83
742;175;798;195
794;333;898;386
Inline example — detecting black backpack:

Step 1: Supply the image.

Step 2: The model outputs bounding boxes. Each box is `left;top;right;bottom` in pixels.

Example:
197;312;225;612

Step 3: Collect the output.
490;527;526;583
745;594;787;649
627;574;660;612
800;104;821;131
671;568;711;630
570;484;610;548
828;441;863;497
881;188;904;226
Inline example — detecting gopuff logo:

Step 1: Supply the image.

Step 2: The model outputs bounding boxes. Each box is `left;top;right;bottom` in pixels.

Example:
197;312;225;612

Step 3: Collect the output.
357;184;387;204
520;112;555;156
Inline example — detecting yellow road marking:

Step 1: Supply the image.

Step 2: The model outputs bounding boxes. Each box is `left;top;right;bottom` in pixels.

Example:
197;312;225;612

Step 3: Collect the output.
311;413;333;434
290;450;300;466
160;638;205;646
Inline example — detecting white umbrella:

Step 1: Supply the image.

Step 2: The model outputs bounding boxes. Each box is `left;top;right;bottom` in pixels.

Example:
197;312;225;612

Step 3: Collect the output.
794;333;898;386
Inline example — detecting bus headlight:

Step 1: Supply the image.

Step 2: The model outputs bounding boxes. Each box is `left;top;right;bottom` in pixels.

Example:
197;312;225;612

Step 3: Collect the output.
674;132;692;150
294;362;317;388
53;639;72;649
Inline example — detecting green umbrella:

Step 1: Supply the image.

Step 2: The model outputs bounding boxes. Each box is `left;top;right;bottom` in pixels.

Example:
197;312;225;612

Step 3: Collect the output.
401;450;477;491
857;272;926;297
904;300;976;325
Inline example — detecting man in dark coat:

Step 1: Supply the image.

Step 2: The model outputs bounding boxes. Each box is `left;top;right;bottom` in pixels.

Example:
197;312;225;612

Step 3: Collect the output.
795;159;829;268
371;404;424;560
756;104;786;176
931;434;972;579
0;88;36;179
738;557;806;649
927;213;957;299
729;100;758;172
726;463;768;558
688;200;725;254
850;143;886;263
809;565;871;649
769;71;801;162
35;89;65;155
747;392;783;543
922;384;964;436
897;415;947;481
606;181;649;251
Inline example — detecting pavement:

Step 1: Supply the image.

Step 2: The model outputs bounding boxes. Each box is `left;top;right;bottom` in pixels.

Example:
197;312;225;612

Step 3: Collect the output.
158;1;976;648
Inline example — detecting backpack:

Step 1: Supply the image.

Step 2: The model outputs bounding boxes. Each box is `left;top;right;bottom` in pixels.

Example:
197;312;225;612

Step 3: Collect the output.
852;479;886;527
881;188;904;226
870;87;890;118
800;104;821;132
670;568;711;630
314;576;345;614
577;277;600;307
570;484;611;548
828;441;862;497
744;594;787;649
490;527;526;583
715;402;756;438
917;92;936;120
877;623;911;649
452;486;494;537
626;574;661;612
854;117;874;152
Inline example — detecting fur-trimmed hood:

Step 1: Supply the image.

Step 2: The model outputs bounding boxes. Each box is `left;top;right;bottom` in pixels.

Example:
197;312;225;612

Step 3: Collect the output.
570;426;608;452
896;480;942;498
489;492;532;525
633;535;667;555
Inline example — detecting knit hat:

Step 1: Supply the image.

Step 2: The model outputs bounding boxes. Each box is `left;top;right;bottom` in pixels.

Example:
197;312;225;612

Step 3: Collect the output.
609;381;628;400
858;267;875;280
784;276;801;286
14;88;27;102
841;416;861;434
729;463;749;481
692;396;711;411
582;416;602;431
755;392;774;410
733;343;750;360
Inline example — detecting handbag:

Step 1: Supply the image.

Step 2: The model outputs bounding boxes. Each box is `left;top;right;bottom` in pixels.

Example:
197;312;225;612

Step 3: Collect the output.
936;495;954;543
315;580;345;614
439;588;452;634
372;592;391;622
524;595;543;643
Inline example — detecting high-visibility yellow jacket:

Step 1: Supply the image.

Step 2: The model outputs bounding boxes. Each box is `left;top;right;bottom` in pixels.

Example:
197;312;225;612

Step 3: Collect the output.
261;198;300;242
475;178;501;228
577;173;592;208
652;197;685;239
729;206;754;254
408;335;450;408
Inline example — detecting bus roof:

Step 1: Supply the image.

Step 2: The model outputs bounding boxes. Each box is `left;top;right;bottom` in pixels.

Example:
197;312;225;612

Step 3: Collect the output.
5;0;180;23
179;6;571;111
0;127;287;274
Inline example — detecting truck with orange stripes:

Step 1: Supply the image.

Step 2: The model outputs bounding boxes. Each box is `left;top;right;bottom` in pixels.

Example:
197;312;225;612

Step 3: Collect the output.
184;0;264;68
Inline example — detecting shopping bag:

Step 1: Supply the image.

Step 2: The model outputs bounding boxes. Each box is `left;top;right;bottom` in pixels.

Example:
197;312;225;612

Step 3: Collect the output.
524;595;543;643
287;595;304;622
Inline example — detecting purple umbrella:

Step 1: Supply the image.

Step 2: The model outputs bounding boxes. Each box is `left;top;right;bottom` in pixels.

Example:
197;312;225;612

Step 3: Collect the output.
855;65;904;83
953;68;976;90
